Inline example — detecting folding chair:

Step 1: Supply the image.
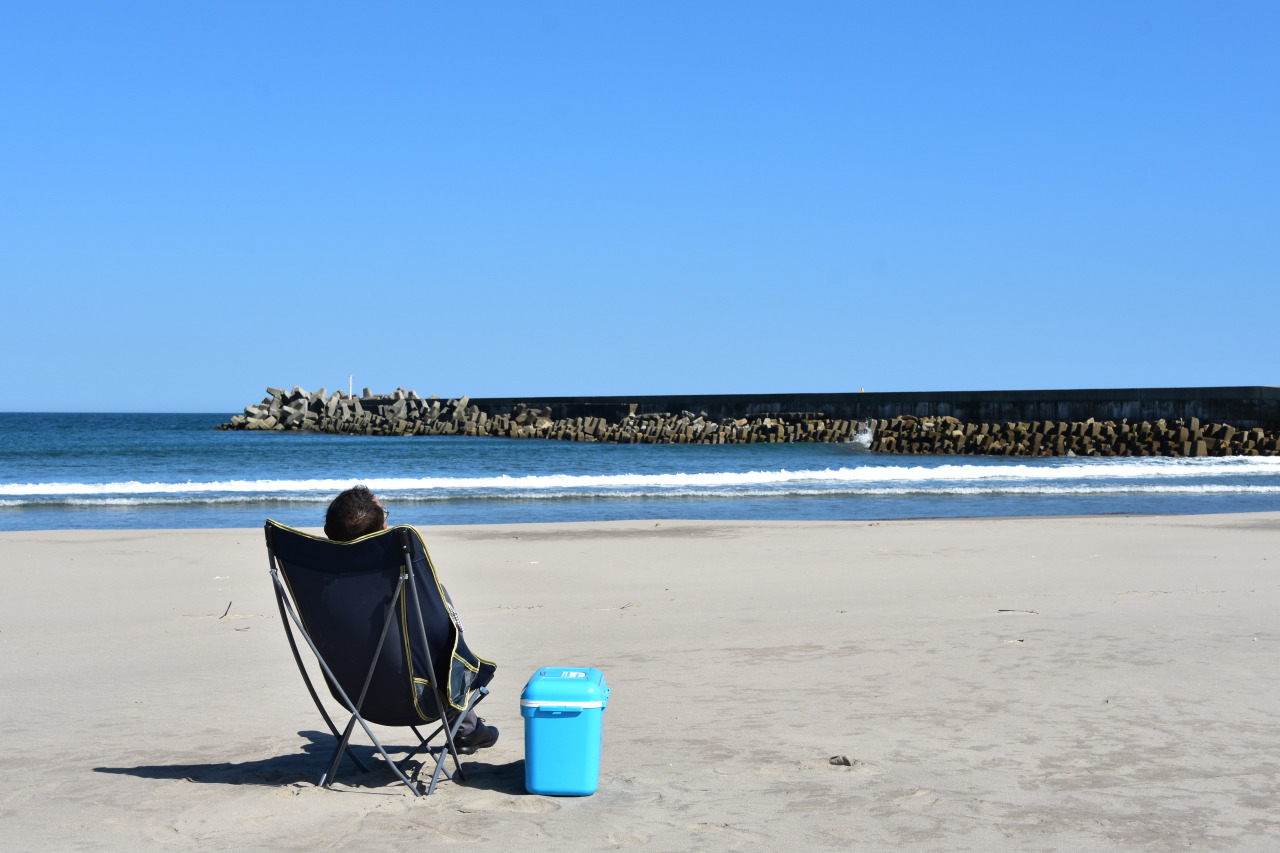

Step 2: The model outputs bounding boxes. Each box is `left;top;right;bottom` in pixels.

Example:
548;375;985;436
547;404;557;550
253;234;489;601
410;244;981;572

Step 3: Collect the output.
264;519;496;795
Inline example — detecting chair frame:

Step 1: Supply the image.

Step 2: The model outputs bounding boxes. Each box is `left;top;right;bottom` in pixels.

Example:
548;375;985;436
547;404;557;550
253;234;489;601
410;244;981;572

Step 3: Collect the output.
266;523;488;796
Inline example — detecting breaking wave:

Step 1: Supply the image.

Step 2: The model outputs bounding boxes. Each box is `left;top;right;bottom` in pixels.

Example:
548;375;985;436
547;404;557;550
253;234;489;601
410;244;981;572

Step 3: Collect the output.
3;460;1280;508
3;456;1280;499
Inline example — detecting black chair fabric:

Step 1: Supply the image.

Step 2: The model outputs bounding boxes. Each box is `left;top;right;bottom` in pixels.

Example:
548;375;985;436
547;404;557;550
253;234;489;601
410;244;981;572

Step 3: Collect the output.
267;521;495;727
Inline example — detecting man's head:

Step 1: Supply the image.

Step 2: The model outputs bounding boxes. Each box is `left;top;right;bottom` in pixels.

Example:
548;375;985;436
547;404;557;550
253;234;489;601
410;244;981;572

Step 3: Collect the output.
324;485;388;541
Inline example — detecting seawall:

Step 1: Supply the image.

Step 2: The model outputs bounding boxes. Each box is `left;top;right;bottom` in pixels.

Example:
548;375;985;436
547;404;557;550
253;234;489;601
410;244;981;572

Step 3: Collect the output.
217;385;1280;456
470;386;1280;430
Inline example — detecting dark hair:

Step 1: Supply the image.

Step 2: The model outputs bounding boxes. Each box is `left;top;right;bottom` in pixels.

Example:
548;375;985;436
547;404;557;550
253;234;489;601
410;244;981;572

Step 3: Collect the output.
324;485;384;541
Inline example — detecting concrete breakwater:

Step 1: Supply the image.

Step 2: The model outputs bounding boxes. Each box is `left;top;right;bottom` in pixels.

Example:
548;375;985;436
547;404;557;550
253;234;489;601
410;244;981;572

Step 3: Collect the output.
217;386;1280;456
868;415;1280;457
217;386;862;444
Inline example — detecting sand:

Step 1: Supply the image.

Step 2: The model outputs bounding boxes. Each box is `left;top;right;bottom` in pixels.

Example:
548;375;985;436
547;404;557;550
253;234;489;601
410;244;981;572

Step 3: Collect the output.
1;513;1278;850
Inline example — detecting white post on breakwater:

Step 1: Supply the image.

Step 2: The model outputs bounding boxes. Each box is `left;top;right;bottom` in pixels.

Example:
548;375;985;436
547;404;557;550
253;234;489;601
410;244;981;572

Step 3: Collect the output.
349;375;353;396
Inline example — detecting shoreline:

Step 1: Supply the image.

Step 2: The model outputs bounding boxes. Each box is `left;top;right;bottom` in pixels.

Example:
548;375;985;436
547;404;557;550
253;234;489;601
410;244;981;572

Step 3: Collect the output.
5;499;1280;534
0;504;1270;534
3;512;1278;849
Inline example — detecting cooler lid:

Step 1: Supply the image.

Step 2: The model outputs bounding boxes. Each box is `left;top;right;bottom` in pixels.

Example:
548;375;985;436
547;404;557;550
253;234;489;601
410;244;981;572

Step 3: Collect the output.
520;666;610;709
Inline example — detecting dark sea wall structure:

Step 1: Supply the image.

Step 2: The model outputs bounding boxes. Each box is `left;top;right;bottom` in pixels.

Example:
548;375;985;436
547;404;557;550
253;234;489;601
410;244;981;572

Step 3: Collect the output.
217;385;1280;456
469;386;1280;430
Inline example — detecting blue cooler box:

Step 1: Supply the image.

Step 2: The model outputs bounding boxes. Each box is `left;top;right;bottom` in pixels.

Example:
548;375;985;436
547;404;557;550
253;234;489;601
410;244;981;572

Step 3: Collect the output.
520;667;610;795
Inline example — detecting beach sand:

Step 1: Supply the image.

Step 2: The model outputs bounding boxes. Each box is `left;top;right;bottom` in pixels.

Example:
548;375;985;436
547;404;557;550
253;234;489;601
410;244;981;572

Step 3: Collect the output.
1;513;1278;850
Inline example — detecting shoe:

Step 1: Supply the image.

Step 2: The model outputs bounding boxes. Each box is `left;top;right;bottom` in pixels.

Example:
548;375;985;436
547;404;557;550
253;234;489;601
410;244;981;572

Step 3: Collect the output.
455;718;499;754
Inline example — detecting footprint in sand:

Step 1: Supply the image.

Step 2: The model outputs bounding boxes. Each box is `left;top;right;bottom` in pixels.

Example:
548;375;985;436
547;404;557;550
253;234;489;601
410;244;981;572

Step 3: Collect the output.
456;793;561;815
434;826;483;844
687;822;767;839
895;788;939;806
846;760;884;775
501;797;561;814
607;832;649;845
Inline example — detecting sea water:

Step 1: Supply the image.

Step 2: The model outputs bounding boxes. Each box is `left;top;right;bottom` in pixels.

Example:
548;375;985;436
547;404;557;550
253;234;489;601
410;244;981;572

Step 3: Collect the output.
2;412;1280;531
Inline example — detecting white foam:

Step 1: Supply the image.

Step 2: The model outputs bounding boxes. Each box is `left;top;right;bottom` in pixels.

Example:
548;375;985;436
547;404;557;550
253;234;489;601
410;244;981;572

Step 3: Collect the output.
5;481;1280;508
848;421;875;448
3;455;1280;497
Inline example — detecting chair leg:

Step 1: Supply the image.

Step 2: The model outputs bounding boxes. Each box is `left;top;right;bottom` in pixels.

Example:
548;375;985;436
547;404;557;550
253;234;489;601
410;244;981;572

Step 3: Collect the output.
398;724;438;768
320;716;360;788
397;716;455;790
424;687;490;794
424;711;466;794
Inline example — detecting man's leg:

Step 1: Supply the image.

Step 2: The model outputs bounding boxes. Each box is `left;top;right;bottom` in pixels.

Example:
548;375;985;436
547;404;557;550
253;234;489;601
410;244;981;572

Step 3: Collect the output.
448;706;498;753
449;707;479;738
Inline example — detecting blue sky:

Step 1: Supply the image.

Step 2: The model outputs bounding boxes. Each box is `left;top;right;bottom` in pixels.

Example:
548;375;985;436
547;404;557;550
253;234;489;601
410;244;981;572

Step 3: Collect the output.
3;2;1277;412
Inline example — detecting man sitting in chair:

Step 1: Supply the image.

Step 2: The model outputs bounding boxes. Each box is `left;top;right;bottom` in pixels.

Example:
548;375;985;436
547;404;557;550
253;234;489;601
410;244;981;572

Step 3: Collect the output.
324;485;499;754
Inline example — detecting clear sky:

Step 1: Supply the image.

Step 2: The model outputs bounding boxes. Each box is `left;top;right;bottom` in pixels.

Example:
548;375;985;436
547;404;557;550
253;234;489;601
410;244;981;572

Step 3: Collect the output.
3;3;1277;412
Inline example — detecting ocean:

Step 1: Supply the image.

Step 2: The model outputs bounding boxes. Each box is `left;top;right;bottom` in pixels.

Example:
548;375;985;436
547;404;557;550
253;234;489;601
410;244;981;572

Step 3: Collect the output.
3;412;1280;531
